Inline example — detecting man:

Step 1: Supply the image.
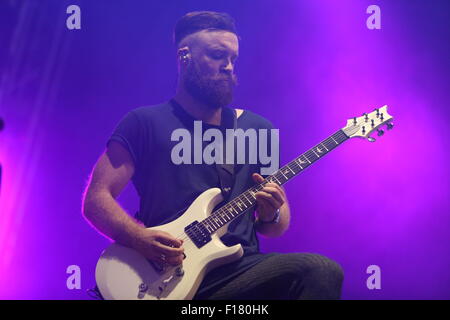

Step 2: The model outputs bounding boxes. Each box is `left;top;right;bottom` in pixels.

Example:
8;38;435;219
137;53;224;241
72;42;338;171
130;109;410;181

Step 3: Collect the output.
82;11;343;300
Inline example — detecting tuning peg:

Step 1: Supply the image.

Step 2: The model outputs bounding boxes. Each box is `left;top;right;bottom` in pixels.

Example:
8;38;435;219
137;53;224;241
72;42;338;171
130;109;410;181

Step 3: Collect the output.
387;122;394;130
375;108;380;117
368;137;376;142
377;129;384;136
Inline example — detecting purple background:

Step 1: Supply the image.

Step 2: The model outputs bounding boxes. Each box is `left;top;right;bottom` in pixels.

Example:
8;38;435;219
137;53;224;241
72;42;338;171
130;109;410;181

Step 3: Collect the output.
0;0;449;299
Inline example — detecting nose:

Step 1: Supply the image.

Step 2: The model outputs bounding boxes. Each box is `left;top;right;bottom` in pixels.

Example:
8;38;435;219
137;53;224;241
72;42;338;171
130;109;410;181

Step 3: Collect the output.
222;58;234;74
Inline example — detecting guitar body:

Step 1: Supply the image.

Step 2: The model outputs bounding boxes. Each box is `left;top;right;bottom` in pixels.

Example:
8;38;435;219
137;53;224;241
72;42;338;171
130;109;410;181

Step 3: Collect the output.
95;187;244;300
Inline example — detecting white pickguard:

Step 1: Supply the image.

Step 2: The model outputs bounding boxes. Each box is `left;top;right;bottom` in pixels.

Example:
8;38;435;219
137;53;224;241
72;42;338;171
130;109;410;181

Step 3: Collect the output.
95;188;244;300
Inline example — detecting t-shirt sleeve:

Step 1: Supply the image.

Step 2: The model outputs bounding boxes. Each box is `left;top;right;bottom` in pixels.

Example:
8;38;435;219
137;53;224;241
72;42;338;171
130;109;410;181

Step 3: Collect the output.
107;110;147;167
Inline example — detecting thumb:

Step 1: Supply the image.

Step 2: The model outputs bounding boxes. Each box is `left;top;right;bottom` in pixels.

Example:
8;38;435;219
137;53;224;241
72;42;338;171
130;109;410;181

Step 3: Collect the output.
252;173;265;183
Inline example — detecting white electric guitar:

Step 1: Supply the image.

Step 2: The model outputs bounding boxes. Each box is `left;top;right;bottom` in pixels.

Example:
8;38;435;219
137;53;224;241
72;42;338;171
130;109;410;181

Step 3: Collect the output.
95;106;394;300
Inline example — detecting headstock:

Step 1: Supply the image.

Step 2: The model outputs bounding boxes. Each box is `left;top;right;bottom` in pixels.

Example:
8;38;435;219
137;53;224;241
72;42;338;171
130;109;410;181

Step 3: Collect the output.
343;105;394;142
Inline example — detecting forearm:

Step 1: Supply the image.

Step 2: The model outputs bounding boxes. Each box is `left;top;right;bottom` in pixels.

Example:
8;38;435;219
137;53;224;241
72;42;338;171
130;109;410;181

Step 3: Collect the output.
255;201;290;238
82;188;145;248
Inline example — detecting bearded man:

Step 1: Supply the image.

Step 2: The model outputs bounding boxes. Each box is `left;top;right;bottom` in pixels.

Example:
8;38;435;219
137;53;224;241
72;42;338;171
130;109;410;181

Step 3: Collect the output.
82;11;343;300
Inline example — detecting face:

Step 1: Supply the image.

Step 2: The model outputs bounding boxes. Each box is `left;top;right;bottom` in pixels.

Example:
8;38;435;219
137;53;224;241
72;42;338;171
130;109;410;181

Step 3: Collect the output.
181;30;239;109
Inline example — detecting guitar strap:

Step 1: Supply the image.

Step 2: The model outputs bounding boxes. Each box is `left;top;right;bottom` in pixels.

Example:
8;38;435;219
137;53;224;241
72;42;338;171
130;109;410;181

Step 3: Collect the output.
216;106;237;200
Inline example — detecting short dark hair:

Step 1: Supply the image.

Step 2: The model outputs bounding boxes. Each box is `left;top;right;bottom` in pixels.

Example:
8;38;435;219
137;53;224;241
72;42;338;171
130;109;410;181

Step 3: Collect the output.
173;11;238;46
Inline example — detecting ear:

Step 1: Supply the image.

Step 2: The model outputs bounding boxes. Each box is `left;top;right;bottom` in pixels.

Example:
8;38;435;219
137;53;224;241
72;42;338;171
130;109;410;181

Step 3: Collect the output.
177;46;191;60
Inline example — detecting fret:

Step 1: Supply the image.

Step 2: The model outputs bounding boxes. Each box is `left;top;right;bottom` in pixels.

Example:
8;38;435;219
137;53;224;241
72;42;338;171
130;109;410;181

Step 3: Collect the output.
217;212;227;224
281;171;290;182
295;159;304;169
331;136;338;144
321;143;329;151
306;150;317;161
286;166;295;175
227;206;235;216
203;218;214;231
255;184;264;192
209;216;218;228
279;170;288;179
223;209;232;220
303;155;311;164
272;173;284;184
312;149;319;158
211;216;221;228
287;163;298;174
229;204;239;215
228;202;240;216
241;193;254;206
217;214;225;224
203;220;214;233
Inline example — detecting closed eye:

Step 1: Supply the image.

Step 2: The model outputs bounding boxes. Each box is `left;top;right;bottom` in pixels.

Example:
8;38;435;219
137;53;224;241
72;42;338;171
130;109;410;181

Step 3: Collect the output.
210;50;226;60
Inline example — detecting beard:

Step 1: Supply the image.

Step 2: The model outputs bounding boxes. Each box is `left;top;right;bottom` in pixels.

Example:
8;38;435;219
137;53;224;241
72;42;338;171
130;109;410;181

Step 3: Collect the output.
184;60;238;109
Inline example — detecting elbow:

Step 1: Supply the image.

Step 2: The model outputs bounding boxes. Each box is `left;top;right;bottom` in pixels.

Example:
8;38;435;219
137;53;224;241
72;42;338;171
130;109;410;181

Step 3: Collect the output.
81;186;97;222
81;193;92;222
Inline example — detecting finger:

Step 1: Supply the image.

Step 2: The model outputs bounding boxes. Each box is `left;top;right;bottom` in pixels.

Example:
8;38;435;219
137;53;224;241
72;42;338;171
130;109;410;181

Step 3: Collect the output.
153;241;185;257
154;232;183;248
264;182;285;194
153;250;183;266
252;173;265;183
259;198;280;214
256;191;282;209
261;186;285;204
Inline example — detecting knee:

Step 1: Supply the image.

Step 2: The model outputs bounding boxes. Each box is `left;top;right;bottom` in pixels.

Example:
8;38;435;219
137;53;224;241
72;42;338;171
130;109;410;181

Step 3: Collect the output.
290;253;344;284
306;253;344;286
289;253;344;300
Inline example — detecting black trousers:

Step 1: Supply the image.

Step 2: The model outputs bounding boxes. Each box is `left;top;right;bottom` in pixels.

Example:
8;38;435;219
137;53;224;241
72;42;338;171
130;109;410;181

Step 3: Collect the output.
194;253;344;300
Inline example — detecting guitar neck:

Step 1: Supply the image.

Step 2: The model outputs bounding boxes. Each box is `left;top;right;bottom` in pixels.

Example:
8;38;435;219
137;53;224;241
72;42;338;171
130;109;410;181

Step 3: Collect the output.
201;129;350;234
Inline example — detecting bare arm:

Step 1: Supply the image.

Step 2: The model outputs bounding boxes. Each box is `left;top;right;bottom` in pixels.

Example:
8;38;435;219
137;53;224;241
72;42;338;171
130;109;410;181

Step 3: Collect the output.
82;140;184;265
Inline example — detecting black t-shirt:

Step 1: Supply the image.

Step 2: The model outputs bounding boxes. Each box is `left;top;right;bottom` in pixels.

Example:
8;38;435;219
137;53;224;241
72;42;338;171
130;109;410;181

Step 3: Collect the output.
108;99;279;295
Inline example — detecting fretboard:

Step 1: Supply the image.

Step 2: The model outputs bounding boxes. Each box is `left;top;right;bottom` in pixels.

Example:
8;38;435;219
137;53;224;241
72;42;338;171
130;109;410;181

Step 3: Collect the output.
199;129;350;234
